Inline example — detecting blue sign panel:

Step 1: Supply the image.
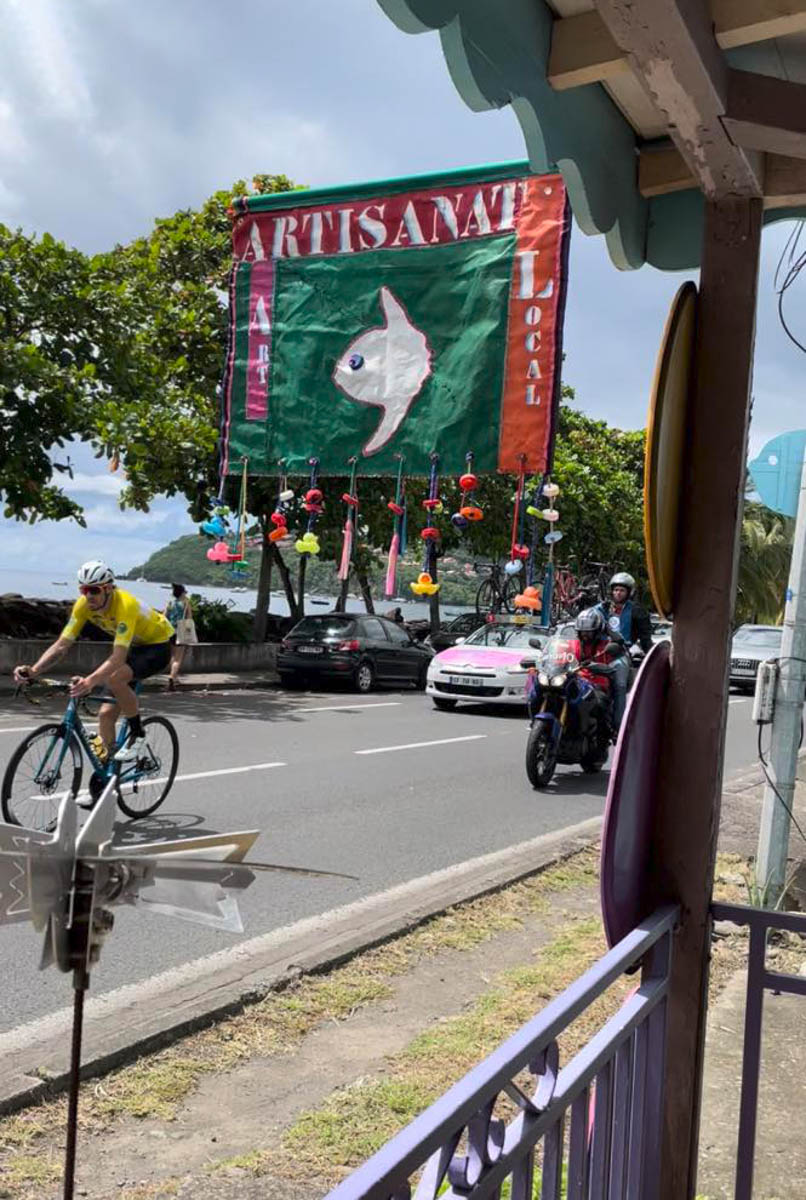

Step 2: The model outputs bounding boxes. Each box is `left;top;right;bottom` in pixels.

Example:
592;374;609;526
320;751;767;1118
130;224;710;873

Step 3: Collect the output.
748;432;806;519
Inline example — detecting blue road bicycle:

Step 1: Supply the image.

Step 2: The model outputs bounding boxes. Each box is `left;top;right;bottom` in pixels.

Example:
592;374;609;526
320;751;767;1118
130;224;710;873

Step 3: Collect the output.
2;680;179;831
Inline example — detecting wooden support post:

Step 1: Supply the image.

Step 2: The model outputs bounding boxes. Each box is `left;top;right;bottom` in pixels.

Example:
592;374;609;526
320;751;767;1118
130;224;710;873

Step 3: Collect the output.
647;197;762;1199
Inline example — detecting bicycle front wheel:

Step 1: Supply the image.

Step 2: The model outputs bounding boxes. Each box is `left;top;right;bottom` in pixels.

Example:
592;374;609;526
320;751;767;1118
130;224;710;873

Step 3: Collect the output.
116;715;179;819
502;575;522;614
475;578;498;616
2;724;83;829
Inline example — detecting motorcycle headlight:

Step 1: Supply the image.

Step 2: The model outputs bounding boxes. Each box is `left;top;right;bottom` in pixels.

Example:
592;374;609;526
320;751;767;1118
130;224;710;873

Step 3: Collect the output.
551;673;567;688
538;672;549;686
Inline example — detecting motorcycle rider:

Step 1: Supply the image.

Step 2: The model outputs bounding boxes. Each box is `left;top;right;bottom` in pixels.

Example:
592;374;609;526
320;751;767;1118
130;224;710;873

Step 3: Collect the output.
595;572;652;729
595;572;653;652
575;606;631;733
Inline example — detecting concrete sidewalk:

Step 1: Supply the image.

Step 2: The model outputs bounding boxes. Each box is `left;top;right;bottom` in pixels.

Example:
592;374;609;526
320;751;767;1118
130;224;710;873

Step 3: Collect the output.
0;669;281;695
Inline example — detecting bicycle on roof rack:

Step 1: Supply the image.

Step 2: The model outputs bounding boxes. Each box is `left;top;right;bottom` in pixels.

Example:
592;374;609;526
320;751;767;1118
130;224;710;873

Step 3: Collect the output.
473;561;523;617
551;559;620;623
2;678;179;831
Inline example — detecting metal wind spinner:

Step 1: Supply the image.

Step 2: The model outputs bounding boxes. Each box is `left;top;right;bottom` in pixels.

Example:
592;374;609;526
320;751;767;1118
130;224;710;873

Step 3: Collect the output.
0;779;354;1199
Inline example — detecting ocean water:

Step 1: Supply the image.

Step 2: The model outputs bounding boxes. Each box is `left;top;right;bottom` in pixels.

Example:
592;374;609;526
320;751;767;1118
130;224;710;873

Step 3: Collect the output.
0;567;470;623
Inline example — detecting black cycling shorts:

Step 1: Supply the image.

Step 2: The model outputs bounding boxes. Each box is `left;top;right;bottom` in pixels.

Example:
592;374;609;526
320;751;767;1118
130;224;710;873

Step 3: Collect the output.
127;640;173;682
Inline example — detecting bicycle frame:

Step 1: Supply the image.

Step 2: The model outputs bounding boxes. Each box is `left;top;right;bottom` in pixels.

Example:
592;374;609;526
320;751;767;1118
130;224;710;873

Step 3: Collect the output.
33;687;145;795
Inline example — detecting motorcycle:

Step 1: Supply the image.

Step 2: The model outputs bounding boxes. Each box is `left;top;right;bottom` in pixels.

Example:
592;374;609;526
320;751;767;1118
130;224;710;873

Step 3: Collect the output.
520;633;617;789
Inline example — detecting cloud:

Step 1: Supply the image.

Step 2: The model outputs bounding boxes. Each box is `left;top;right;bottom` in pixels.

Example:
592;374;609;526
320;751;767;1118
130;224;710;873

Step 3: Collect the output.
66;472;125;498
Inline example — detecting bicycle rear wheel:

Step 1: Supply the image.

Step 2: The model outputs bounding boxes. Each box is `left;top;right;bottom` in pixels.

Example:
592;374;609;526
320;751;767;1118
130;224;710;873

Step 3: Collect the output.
116;716;179;819
2;724;83;829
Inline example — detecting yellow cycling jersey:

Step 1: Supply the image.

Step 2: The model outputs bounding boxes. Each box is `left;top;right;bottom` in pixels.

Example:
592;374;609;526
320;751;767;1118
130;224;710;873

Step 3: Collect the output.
61;588;174;649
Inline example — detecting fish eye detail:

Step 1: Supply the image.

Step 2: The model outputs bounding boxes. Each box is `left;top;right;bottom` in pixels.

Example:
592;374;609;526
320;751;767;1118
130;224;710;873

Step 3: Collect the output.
348;353;364;370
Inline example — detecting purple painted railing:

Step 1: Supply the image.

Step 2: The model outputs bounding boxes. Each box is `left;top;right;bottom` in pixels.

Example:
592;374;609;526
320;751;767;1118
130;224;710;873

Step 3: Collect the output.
326;905;679;1200
710;901;806;1200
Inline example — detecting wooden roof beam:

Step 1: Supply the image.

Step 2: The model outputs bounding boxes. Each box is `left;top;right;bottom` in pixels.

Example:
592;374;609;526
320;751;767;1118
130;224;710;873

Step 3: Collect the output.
638;144;806;206
549;1;806;91
593;0;763;198
712;0;806;49
725;68;806;159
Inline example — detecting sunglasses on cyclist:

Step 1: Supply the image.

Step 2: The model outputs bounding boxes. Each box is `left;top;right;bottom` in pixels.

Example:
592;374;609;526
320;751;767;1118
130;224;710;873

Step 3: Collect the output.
79;584;107;597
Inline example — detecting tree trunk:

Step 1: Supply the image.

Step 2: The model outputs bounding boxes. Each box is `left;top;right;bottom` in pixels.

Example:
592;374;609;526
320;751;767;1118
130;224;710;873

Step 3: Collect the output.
338;573;350;611
357;569;375;614
429;551;441;635
273;549;298;618
252;531;273;642
296;553;308;621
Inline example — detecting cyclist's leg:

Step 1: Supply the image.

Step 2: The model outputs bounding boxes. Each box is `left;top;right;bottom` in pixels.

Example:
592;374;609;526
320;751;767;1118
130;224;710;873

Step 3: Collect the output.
97;701;121;753
106;661;139;722
109;642;171;756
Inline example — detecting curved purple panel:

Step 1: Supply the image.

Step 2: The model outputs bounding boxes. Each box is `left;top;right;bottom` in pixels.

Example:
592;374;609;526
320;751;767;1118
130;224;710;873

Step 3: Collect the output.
600;640;670;947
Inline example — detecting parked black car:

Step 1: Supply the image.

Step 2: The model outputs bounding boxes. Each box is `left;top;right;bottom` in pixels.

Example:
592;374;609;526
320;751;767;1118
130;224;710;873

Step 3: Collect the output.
277;613;433;692
426;611;486;654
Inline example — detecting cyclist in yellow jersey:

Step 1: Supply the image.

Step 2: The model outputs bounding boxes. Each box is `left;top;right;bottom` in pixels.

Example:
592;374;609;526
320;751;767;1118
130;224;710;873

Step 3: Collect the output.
14;561;174;762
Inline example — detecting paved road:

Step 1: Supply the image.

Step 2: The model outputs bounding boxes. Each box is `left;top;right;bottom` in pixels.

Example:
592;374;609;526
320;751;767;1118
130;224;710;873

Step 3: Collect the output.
0;685;757;1031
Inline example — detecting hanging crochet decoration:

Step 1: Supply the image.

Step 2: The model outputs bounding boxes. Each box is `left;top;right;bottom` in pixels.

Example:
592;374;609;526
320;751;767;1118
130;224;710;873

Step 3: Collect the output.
384;454;406;600
338;457;359;582
411;452;441;596
295;458;323;555
505;457;531;577
451;451;483;529
268;461;295;547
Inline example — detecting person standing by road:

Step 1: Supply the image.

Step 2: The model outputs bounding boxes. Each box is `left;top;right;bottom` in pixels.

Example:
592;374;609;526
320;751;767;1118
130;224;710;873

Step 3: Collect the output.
164;583;196;691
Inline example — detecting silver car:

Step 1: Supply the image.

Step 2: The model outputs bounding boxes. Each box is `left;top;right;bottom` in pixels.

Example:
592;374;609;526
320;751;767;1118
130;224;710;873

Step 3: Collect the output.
729;624;782;691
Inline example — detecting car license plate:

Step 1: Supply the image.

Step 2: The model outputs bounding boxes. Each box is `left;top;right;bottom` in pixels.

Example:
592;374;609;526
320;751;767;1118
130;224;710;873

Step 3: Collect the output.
298;645;324;654
449;674;483;687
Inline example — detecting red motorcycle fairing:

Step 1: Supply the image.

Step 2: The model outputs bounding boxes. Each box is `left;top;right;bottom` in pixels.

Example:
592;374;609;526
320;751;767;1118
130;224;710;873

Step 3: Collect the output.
554;637;613;694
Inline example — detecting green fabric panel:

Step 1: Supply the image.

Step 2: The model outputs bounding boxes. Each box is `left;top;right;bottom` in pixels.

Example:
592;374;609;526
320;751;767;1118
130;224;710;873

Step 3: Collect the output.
266;236;515;475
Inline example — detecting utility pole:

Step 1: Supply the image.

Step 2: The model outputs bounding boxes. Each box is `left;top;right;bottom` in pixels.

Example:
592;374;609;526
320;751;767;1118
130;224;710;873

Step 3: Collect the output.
756;450;806;905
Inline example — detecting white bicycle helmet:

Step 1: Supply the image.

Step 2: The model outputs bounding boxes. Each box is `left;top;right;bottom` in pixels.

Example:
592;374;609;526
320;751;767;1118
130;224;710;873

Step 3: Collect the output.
77;560;115;586
576;607;606;639
609;571;635;595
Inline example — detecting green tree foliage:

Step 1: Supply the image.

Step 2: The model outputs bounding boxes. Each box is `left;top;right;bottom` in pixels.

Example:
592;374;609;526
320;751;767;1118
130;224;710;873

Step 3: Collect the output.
736;502;792;626
551;392;646;585
94;173;298;514
0;175;298;525
0;226;113;523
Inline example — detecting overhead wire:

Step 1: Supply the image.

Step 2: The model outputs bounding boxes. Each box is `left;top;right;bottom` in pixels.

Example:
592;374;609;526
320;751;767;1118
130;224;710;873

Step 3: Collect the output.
756;722;806;847
774;219;806;355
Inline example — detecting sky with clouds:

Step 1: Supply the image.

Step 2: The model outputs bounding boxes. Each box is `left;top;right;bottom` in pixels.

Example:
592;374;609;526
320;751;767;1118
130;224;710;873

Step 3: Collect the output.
2;0;805;577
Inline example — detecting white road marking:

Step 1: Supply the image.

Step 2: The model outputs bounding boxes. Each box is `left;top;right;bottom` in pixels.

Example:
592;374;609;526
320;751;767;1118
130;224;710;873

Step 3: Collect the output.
0;727;40;734
355;734;487;756
297;701;402;713
729;697;751;705
173;762;286;782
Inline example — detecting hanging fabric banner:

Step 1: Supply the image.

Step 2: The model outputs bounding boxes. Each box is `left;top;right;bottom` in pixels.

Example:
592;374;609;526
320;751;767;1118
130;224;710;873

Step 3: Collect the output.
219;161;571;477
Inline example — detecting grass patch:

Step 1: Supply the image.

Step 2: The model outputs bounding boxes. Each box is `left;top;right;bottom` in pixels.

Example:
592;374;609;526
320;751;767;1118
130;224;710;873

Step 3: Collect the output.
0;1150;62;1196
247;914;621;1184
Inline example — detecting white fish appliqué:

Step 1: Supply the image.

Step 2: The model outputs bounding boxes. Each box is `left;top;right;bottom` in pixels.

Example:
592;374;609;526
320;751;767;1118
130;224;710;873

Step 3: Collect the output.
333;287;432;456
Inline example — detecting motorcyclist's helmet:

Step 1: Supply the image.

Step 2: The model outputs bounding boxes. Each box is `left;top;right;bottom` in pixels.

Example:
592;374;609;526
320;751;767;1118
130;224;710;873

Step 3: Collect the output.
77;560;115;587
609;571;635;597
575;607;606;641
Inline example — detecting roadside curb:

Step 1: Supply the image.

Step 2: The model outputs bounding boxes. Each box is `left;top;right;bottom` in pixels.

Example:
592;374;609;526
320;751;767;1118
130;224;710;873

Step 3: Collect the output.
0;817;602;1116
0;673;282;696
